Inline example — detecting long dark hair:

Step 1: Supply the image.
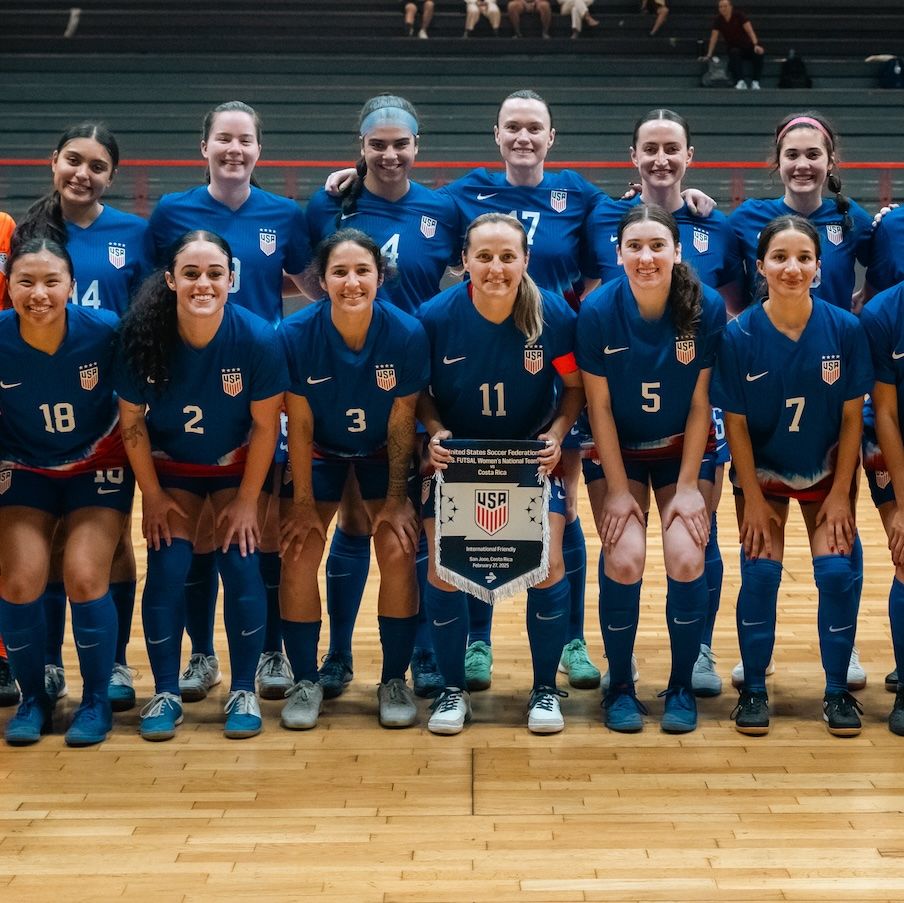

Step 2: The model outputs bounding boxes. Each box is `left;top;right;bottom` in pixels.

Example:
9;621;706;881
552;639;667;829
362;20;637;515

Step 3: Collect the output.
617;204;703;337
119;230;233;389
202;100;262;188
5;236;74;282
337;94;420;226
300;228;385;299
12;123;119;250
754;214;821;301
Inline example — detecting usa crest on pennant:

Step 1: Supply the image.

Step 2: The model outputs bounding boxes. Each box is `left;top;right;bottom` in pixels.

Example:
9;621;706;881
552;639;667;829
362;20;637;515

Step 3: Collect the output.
822;355;841;385
550;190;567;213
693;228;709;253
375;364;396;391
259;229;277;256
475;489;509;536
79;363;99;391
0;471;10;495
108;243;126;270
222;368;244;396
420;216;437;239
524;346;543;375
826;224;843;246
675;338;696;365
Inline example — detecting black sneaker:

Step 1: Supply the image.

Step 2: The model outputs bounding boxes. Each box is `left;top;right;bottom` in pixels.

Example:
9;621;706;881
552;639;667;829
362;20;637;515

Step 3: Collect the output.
318;651;353;699
730;689;770;736
0;656;20;707
886;668;899;693
889;688;904;737
823;691;863;737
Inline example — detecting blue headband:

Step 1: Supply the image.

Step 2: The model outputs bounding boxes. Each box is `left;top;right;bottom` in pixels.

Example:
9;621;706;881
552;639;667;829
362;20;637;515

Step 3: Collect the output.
359;107;419;137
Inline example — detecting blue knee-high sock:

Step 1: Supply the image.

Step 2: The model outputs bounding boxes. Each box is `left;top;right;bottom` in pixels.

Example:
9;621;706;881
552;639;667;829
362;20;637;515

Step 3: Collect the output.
666;574;709;690
281;619;321;684
413;531;433;650
736;554;782;692
889;578;904;677
379;614;419;683
814;554;858;695
526;579;570;689
259;551;283;654
143;539;193;695
110;580;136;665
851;533;864;631
184;551;218;657
599;567;642;689
70;593;117;701
326;528;370;656
217;548;267;692
701;512;723;647
468;595;493;645
0;596;47;700
563;517;587;641
43;581;67;667
424;585;469;689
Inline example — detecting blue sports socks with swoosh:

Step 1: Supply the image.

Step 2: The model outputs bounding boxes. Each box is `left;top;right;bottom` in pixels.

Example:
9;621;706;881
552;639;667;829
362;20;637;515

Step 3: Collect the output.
666;574;708;689
217;547;267;692
425;585;468;689
599;569;642;688
413;530;434;650
563;517;587;641
890;577;904;678
814;554;858;695
42;582;67;667
526;579;570;689
110;580;136;665
467;594;493;645
378;615;419;683
0;595;46;700
736;553;782;692
281;619;321;684
71;593;117;701
259;550;284;654
325;528;370;656
183;551;218;657
701;512;723;647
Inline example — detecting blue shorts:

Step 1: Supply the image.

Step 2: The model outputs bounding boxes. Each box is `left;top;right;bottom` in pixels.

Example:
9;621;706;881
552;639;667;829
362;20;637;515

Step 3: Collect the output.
420;473;568;520
862;433;894;508
712;406;730;466
582;452;717;489
561;410;591;451
0;465;135;516
281;456;418;504
159;471;244;496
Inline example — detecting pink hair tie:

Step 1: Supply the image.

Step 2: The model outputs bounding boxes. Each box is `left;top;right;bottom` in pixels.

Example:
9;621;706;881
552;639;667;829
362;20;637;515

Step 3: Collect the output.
777;116;833;147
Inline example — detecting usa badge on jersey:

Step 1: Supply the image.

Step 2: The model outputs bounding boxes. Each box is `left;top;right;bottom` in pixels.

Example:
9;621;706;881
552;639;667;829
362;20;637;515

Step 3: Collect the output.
375;364;397;391
108;242;126;270
79;363;99;391
420;216;437;239
826;224;843;246
222;368;244;397
822;355;841;385
0;470;10;496
550;190;567;213
675;338;696;365
259;229;277;256
475;489;508;536
693;228;709;253
524;346;543;374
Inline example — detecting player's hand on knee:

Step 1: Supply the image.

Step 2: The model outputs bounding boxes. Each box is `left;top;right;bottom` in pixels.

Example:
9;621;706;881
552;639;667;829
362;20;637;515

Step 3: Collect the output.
664;485;709;547
279;497;326;562
217;494;261;557
142;490;188;551
599;488;644;550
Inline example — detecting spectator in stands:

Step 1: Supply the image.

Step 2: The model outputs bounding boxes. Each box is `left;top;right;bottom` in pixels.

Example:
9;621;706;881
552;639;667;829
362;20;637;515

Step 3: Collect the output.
508;0;553;38
642;0;669;37
464;0;502;37
403;0;433;38
560;0;599;39
704;0;765;89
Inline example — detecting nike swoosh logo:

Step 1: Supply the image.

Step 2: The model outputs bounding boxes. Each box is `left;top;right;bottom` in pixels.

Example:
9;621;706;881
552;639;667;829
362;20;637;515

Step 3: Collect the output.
476;192;498;200
0;382;22;389
609;235;618;243
741;619;766;627
673;617;700;626
606;623;634;632
7;643;30;652
76;641;100;649
148;636;171;645
433;618;458;627
443;356;466;365
340;212;358;220
326;571;351;578
746;371;768;382
829;624;853;633
536;612;565;621
893;351;904;360
555;492;566;501
241;625;264;637
97;488;120;495
307;376;332;384
604;346;628;355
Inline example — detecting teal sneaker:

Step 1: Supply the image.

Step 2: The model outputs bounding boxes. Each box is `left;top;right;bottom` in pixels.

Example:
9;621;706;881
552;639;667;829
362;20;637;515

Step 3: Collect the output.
139;692;183;742
464;641;492;691
659;686;698;734
108;663;136;712
65;695;113;747
224;690;262;739
5;695;53;745
602;686;647;733
558;638;601;689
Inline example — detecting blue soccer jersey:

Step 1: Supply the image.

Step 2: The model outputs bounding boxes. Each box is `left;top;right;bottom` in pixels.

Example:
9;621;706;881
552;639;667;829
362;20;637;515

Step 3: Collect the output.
115;304;287;474
714;300;873;494
67;205;154;315
440;168;600;299
866;206;904;293
730;197;873;310
279;298;429;457
306;182;462;315
577;277;726;458
149;185;311;326
861;282;904;430
418;282;577;440
0;306;123;471
588;195;744;291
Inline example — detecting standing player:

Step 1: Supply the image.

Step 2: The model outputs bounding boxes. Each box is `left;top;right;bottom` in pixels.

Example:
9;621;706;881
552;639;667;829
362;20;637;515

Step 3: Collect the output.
0;238;134;746
13;123;154;713
716;216;872;736
116;230;286;741
578;205;726;734
278;230;427;730
419;213;585;735
149;101;311;705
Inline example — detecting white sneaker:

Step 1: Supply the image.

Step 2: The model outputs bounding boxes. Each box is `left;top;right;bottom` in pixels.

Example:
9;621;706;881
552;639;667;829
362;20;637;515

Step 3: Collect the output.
735;79;748;89
691;644;723;697
731;657;776;688
427;687;471;735
256;651;294;700
280;680;323;730
527;687;565;734
179;653;222;702
847;646;867;691
600;654;640;691
417;28;429;38
750;80;761;90
378;678;418;728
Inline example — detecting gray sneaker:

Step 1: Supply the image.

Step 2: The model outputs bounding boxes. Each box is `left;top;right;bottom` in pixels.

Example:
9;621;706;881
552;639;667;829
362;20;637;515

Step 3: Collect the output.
692;644;723;697
256;651;294;700
600;654;639;691
280;680;323;730
378;678;418;728
44;664;68;701
179;653;222;702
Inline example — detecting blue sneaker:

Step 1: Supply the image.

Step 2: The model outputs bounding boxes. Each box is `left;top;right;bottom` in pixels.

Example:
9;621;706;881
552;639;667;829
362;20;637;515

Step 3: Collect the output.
318;651;353;699
139;692;183;742
659;686;698;733
108;663;136;712
602;686;647;733
224;690;262;739
5;695;53;745
410;647;444;698
65;695;113;747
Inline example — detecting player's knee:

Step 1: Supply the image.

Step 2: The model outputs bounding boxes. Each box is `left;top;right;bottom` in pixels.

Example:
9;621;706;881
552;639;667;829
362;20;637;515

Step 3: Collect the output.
740;554;782;594
813;554;855;595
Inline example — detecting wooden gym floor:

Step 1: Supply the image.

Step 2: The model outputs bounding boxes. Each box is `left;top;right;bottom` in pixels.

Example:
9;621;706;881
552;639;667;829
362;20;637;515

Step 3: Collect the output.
1;483;903;903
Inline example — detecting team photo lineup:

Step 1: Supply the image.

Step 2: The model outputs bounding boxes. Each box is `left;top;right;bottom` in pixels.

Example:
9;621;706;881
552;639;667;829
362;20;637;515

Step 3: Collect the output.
3;88;904;750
